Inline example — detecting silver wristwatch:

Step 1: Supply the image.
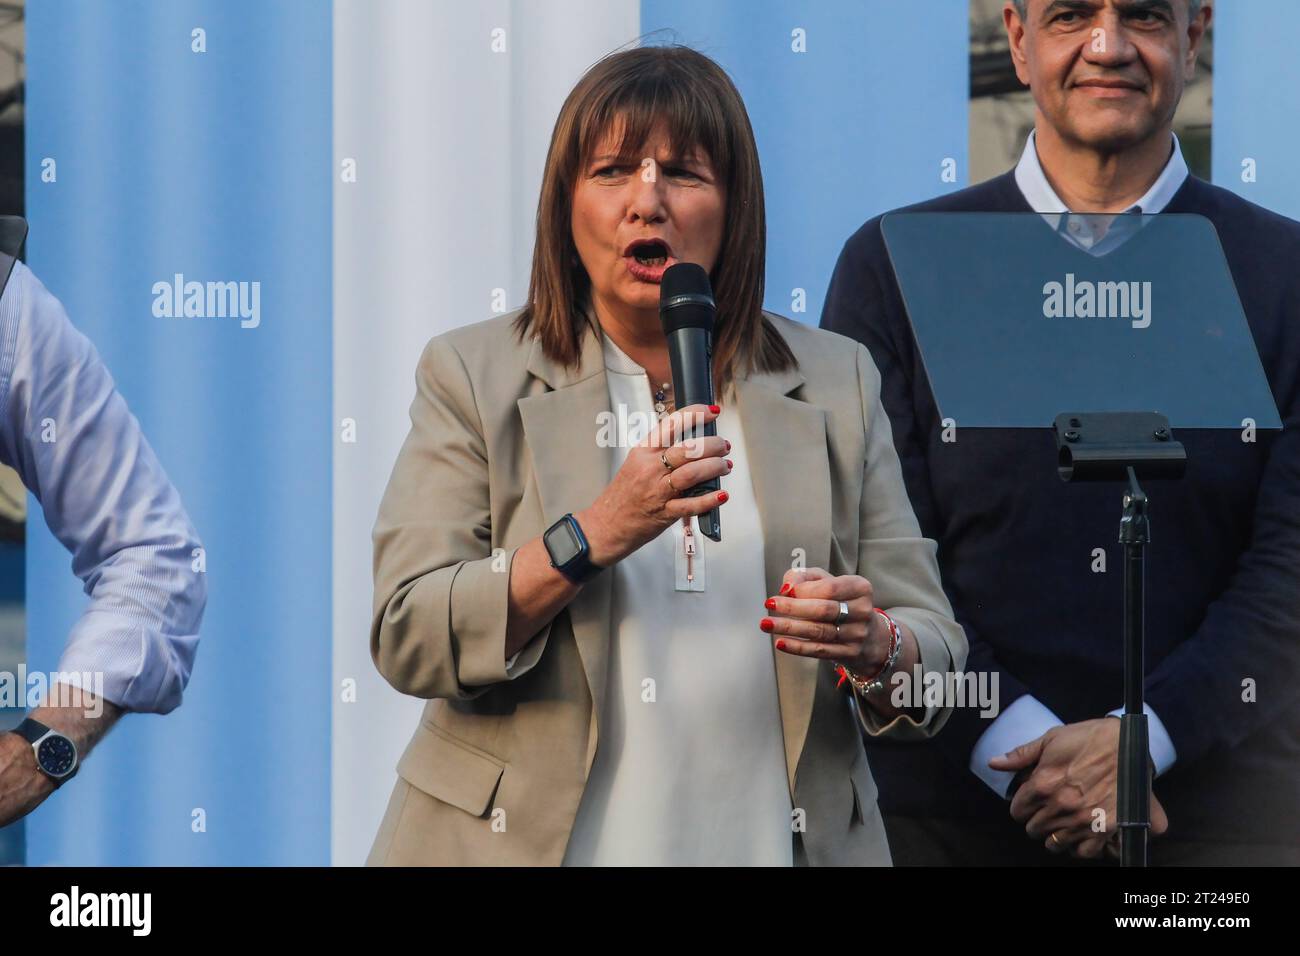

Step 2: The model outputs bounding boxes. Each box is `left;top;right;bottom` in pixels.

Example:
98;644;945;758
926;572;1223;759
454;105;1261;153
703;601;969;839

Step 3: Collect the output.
11;717;80;788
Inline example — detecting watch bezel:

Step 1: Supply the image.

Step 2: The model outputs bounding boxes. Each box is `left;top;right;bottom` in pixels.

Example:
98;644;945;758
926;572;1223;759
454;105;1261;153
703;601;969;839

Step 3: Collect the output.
34;731;79;779
544;513;602;584
13;718;79;784
544;515;585;567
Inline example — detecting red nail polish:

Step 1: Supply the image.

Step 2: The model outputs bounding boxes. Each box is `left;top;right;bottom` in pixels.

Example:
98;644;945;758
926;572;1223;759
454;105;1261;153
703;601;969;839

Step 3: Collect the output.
779;583;792;596
764;598;776;610
709;404;720;414
760;618;774;632
717;490;729;503
788;586;796;598
726;459;733;469
724;440;732;452
775;639;786;650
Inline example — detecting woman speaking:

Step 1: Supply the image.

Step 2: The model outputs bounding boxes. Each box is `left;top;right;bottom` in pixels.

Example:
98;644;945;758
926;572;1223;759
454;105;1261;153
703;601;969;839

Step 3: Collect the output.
366;45;966;866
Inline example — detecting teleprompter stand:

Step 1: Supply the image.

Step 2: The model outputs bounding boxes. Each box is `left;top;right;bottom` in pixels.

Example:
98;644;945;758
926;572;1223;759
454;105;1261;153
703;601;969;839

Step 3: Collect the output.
882;211;1282;865
1053;412;1187;867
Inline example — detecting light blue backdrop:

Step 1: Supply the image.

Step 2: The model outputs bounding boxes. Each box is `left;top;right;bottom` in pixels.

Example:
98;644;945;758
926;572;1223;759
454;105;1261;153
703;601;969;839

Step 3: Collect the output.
24;0;332;865
1211;0;1300;219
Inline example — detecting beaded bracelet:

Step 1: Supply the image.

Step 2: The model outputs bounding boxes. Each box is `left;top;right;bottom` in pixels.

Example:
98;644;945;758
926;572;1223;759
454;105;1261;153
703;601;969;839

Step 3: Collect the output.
835;609;902;696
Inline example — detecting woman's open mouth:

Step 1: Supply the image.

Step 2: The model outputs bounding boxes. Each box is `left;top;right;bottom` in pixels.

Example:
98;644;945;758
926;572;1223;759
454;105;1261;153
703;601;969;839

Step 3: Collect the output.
623;238;677;283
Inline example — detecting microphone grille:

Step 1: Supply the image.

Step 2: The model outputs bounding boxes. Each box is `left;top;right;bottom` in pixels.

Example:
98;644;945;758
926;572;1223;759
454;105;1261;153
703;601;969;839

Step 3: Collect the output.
660;261;711;300
659;262;715;333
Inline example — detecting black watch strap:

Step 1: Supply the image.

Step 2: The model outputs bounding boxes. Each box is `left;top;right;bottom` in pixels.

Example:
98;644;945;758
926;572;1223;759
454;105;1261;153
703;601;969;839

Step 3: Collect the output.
14;717;49;744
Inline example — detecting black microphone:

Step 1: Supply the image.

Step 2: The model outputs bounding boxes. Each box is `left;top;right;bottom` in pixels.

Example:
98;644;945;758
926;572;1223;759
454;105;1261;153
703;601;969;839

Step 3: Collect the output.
660;262;721;542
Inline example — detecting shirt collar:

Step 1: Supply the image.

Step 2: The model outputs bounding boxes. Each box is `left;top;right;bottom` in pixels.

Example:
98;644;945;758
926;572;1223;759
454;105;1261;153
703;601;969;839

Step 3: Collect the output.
1013;128;1188;214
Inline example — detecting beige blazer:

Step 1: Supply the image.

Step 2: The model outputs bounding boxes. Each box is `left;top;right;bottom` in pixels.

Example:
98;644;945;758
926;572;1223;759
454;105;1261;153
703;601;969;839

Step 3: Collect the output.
365;306;967;866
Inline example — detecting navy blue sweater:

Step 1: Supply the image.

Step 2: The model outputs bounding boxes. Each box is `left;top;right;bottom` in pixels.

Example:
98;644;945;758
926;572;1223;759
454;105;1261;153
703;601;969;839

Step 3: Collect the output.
821;171;1300;848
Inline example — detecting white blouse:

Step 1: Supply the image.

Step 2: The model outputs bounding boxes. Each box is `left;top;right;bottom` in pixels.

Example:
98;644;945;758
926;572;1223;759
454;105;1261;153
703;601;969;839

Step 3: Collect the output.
560;324;794;866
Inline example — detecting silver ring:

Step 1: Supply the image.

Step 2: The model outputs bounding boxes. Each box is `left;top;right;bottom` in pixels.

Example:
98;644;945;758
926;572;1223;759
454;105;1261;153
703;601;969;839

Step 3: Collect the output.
834;624;841;639
835;601;850;626
660;451;672;469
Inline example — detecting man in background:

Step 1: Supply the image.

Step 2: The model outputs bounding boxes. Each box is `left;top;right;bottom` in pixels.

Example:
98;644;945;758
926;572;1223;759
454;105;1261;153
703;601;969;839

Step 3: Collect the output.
823;0;1300;864
0;255;207;827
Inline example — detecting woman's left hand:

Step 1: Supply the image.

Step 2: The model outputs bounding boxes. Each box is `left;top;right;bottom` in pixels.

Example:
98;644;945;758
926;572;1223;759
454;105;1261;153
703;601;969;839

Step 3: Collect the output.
760;567;893;675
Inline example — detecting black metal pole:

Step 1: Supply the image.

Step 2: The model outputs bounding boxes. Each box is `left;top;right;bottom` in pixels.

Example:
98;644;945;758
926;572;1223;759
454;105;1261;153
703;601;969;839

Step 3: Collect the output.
1117;467;1150;867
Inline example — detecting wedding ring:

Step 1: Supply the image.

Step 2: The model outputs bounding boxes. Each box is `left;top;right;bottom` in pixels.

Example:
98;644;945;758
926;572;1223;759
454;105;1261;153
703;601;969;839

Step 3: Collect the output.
1048;832;1062;848
660;451;672;469
666;471;678;493
835;601;850;626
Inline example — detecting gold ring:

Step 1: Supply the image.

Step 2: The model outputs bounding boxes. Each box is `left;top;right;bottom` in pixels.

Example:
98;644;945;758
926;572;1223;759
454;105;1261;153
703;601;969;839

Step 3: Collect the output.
1048;832;1062;848
666;472;677;493
660;451;673;469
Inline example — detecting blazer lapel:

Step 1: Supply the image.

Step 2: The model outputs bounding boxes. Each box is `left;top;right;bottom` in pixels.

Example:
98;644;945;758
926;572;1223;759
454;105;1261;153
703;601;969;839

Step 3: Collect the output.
735;361;832;803
517;312;614;775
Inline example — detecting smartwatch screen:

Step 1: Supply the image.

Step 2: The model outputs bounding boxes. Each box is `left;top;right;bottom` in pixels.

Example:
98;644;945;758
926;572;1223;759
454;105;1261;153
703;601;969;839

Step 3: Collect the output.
547;520;583;566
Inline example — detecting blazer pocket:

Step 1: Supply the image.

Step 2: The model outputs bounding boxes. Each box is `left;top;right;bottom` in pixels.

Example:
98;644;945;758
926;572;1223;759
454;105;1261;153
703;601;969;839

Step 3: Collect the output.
848;746;879;827
396;721;506;818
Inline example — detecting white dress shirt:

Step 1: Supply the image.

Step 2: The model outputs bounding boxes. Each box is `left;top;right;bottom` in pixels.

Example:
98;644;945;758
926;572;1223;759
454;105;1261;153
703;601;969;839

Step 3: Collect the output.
969;132;1186;797
516;320;793;865
0;259;206;714
1014;128;1189;255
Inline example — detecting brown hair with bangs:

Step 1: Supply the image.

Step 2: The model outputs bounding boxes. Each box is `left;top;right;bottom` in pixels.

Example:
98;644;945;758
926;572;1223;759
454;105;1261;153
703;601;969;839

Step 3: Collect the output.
512;43;796;401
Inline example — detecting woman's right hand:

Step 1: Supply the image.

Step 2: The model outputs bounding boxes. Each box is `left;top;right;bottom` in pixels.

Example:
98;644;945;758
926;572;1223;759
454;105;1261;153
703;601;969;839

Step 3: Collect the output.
576;403;732;567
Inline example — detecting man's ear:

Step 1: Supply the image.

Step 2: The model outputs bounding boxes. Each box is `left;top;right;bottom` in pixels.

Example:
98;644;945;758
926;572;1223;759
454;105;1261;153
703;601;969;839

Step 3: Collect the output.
1184;3;1212;80
1003;1;1033;88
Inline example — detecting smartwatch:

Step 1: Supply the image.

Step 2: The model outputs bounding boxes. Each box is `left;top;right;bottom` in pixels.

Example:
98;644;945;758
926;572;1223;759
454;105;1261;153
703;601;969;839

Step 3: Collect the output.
543;513;605;585
11;717;79;788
